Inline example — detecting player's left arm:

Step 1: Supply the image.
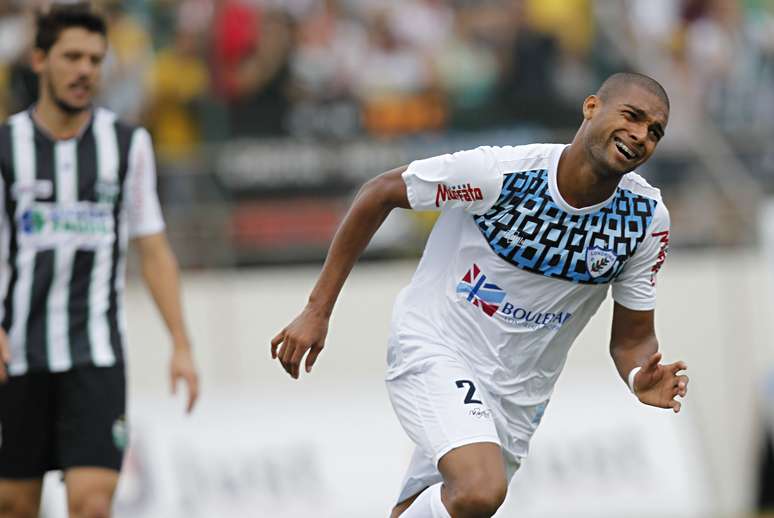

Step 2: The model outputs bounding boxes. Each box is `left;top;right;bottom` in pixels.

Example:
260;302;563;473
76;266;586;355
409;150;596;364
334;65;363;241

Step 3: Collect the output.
609;303;688;412
126;126;199;413
134;232;199;413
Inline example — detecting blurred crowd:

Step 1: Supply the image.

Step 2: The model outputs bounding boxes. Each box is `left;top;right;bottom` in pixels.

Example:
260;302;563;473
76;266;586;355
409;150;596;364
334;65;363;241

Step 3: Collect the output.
0;0;594;163
0;0;772;169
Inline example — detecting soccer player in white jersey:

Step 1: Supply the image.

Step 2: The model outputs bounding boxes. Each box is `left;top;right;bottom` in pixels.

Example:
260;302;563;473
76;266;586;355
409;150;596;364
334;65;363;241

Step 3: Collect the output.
272;72;689;518
0;5;198;518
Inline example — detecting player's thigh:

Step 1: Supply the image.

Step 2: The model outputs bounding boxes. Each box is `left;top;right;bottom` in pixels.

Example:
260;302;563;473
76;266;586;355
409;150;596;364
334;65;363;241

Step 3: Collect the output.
64;467;119;518
386;354;501;462
390;444;508;518
438;441;507;493
56;365;127;474
0;479;43;518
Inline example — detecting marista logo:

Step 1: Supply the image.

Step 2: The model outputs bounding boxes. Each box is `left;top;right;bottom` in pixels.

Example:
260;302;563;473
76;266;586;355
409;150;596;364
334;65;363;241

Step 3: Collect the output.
457;264;573;331
436;183;483;207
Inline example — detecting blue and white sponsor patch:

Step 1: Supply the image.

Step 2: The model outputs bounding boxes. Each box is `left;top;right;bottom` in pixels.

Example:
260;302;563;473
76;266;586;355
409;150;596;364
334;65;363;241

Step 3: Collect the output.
18;202;115;250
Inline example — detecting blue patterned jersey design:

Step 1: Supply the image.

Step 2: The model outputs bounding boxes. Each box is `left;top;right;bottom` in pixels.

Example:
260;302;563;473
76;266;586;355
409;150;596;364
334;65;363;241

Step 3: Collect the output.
474;169;657;284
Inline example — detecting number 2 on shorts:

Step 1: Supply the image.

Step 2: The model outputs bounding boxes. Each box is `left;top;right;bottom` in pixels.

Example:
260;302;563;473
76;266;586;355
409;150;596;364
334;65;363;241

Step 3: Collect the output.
455;379;483;405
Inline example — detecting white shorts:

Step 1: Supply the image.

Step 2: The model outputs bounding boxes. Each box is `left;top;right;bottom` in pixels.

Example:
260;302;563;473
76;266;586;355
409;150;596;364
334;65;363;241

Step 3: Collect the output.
386;352;546;504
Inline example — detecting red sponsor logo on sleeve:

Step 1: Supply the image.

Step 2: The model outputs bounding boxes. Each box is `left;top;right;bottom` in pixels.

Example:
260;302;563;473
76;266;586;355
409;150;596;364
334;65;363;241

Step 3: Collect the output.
650;230;670;286
435;183;484;207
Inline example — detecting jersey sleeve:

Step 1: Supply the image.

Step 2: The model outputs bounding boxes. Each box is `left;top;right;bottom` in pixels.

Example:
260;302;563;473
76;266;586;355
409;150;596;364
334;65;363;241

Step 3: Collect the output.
124;128;165;238
611;201;670;311
401;146;505;215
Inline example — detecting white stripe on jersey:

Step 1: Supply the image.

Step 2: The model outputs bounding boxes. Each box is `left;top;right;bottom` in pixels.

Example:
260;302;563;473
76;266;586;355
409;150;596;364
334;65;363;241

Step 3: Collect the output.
46;139;78;371
89;108;118;367
7;113;35;375
116;210;129;352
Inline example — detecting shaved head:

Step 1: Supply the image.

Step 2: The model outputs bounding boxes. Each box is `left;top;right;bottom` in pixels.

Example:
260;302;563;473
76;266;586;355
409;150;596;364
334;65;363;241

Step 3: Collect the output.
596;72;670;111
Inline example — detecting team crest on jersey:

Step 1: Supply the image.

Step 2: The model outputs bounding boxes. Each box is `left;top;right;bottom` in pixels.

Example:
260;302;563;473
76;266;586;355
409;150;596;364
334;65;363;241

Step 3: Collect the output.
456;264;506;316
586;246;618;278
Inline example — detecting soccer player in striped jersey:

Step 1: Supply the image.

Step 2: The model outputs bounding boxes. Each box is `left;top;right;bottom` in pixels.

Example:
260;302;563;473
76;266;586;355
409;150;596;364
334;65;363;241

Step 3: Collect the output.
0;5;199;517
272;72;689;517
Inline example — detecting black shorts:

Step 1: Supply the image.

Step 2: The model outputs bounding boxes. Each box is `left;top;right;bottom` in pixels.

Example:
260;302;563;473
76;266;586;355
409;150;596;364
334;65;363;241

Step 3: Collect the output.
0;364;127;478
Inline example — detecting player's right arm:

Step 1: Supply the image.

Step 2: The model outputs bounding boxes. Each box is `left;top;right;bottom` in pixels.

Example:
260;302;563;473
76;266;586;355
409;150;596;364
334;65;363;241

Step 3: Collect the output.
0;328;9;383
271;166;411;379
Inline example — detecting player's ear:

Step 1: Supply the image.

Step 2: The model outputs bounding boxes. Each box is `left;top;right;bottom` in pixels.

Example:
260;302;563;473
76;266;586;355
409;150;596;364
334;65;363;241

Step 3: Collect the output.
582;95;600;120
30;49;47;74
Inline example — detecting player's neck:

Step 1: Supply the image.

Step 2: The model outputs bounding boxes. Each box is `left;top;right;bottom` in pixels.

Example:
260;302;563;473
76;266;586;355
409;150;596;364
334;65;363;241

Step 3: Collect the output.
32;95;93;141
557;143;620;209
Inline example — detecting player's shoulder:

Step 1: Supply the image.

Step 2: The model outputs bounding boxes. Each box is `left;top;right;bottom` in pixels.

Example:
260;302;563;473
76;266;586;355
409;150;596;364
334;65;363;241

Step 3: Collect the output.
93;107;151;150
619;171;663;202
475;143;564;173
94;107;144;135
475;142;562;161
620;171;669;221
2;109;32;132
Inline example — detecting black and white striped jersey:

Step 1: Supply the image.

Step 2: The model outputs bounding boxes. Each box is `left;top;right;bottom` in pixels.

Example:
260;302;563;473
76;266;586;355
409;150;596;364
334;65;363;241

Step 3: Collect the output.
0;107;165;375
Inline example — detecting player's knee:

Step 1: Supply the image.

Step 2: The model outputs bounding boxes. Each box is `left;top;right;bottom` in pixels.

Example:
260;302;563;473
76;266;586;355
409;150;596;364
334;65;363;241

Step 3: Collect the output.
446;474;507;517
0;495;39;518
68;493;112;518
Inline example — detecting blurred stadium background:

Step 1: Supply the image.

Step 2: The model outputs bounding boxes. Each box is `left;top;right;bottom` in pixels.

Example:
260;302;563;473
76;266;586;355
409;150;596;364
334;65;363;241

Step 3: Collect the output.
3;0;773;516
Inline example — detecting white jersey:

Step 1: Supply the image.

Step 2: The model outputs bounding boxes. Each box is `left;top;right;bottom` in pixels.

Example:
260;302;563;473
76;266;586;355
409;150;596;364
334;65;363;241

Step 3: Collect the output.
386;143;670;406
0;107;165;374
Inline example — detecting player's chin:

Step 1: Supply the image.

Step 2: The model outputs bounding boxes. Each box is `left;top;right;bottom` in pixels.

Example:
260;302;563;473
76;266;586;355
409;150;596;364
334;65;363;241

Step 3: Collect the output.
607;151;639;175
59;93;93;113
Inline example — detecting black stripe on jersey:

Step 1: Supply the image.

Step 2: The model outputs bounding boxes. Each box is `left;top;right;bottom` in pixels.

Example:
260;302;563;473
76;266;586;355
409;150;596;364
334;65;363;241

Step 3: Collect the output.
0;124;17;333
68;249;95;364
32;126;56;202
76;123;98;201
66;121;99;363
26;249;54;369
24;127;57;367
107;121;135;364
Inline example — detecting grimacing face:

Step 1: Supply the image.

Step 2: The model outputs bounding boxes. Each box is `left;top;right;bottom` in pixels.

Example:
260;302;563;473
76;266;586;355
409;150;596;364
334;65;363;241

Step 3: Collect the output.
33;27;107;114
582;84;669;177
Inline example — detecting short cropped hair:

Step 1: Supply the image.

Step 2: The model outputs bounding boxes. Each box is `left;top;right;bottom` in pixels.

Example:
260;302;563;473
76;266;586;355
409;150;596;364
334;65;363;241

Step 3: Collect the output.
35;2;107;54
596;72;670;111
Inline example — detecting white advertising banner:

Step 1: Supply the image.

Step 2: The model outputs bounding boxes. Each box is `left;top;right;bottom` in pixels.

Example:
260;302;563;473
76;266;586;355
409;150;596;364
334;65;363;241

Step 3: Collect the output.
40;379;710;518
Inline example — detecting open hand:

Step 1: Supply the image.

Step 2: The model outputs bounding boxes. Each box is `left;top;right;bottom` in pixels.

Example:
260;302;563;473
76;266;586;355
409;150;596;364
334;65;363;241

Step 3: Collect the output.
170;345;199;413
633;352;688;413
271;305;329;379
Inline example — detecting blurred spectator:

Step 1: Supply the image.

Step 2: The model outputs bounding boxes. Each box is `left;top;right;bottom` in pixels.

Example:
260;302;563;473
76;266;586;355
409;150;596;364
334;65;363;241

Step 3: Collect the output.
288;0;365;138
212;0;294;137
354;9;444;136
525;0;593;56
432;8;499;129
494;0;576;127
388;0;454;54
98;2;153;122
1;3;35;118
679;0;748;125
144;19;209;162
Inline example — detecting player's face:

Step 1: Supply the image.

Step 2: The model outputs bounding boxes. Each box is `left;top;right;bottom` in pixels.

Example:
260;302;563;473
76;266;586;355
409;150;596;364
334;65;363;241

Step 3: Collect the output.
582;85;668;177
33;28;106;114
